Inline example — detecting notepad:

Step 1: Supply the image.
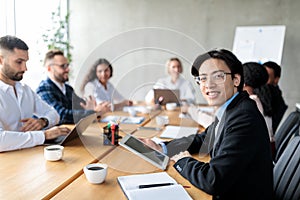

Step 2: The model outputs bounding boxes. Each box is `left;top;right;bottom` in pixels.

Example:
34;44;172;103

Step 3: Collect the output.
117;172;192;200
160;125;198;139
100;116;145;124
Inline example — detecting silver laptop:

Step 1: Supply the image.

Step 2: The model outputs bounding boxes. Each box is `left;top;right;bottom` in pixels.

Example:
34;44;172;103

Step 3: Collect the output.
119;134;169;170
44;113;97;145
153;89;180;105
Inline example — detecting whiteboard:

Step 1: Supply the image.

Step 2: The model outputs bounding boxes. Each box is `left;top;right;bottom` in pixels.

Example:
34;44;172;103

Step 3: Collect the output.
232;25;286;65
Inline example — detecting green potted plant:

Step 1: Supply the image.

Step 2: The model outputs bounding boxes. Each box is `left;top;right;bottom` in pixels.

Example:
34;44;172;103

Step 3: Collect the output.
42;4;72;62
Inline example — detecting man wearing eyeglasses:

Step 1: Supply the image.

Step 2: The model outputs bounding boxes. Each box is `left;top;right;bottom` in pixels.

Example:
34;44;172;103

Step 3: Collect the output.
143;49;273;199
36;49;111;124
0;35;70;152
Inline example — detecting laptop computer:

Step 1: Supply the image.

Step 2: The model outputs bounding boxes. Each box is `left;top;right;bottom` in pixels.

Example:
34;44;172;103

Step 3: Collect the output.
153;89;180;105
119;134;169;170
44;113;97;145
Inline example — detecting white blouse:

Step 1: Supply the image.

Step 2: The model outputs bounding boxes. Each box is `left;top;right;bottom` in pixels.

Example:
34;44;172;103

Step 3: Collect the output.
84;79;124;104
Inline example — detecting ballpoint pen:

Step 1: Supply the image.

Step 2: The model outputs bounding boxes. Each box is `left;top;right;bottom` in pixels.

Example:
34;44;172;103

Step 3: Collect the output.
138;183;174;189
137;127;161;131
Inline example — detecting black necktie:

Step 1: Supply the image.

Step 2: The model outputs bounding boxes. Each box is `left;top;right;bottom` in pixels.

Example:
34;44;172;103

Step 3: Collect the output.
208;117;219;153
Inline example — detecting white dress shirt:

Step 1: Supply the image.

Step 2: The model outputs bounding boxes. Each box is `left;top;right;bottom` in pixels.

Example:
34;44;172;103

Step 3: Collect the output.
145;76;196;104
84;79;124;104
0;80;60;152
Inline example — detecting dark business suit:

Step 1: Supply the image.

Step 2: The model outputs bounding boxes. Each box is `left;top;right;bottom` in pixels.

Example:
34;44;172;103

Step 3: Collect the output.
36;78;94;124
167;91;274;200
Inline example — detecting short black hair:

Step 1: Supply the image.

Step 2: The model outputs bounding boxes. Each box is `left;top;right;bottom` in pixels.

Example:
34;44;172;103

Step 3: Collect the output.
263;61;281;78
0;35;29;51
191;49;244;91
243;62;268;89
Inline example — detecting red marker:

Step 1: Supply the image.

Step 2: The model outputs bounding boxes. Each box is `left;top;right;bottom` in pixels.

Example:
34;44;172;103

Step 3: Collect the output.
111;124;115;145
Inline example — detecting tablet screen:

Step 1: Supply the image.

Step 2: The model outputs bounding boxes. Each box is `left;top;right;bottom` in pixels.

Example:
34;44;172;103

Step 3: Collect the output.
120;134;169;170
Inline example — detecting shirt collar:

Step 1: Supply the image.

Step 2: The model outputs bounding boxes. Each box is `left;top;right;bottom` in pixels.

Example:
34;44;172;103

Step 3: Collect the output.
0;80;22;91
0;80;10;91
50;78;66;95
215;92;239;120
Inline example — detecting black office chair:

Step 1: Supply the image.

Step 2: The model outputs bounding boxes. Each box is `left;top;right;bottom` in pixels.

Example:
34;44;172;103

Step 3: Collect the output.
273;136;300;200
274;110;300;162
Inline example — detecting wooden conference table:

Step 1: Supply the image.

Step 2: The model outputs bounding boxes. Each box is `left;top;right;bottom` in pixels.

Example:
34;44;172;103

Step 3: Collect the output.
0;107;212;200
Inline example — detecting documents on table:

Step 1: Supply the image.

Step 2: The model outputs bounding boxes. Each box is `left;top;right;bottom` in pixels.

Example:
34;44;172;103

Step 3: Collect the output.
160;125;198;139
100;116;145;124
117;172;192;200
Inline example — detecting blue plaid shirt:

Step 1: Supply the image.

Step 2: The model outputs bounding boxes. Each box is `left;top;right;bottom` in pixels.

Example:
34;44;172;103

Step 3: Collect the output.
36;78;94;124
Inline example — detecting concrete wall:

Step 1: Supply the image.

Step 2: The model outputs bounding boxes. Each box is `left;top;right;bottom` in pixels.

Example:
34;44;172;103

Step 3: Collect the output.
69;0;300;119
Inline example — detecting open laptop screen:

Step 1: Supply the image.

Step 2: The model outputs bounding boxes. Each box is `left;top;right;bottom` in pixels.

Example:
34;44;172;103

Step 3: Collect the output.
44;113;97;145
153;89;180;105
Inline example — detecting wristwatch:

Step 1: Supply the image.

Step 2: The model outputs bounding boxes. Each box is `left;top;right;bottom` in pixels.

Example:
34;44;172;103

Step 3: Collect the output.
40;117;49;128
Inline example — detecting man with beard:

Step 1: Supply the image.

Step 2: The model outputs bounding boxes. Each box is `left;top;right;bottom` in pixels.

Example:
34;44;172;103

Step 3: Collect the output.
36;49;110;124
0;35;70;152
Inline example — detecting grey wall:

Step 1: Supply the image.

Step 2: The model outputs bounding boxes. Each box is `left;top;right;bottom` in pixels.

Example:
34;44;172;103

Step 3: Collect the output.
69;0;300;119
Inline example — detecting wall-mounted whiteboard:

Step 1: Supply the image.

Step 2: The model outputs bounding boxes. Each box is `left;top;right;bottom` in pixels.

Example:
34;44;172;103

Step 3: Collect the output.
232;25;286;65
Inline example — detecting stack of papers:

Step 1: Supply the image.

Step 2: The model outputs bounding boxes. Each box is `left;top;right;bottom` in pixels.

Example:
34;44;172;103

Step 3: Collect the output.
100;116;145;124
160;125;198;139
117;172;192;200
123;106;152;114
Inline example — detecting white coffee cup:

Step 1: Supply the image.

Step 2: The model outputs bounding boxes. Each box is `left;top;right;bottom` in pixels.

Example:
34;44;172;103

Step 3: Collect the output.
83;163;108;184
44;145;64;161
155;115;169;127
166;102;177;111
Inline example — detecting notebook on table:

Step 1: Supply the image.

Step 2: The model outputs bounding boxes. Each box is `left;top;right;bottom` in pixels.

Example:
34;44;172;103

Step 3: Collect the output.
153;89;180;105
44;113;97;145
117;172;192;200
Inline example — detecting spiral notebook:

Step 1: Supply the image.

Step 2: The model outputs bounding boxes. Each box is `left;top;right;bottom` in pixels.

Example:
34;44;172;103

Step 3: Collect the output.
117;172;192;200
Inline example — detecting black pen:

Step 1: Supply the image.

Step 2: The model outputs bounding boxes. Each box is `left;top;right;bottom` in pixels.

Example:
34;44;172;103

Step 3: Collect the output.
137;127;161;131
138;183;174;189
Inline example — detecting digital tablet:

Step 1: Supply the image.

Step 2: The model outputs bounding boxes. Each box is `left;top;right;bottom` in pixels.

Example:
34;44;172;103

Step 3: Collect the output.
119;134;169;170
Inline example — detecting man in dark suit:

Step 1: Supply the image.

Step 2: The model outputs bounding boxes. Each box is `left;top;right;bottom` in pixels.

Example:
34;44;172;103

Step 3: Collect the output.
144;49;273;199
263;61;288;133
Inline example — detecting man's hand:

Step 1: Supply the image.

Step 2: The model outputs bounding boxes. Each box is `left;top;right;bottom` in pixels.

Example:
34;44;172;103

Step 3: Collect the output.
139;138;163;152
20;118;46;132
80;96;111;113
94;101;111;113
80;95;97;110
171;151;192;162
44;126;71;140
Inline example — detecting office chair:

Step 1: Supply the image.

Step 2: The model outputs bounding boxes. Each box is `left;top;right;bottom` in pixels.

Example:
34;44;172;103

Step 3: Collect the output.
274;110;300;162
273;136;300;200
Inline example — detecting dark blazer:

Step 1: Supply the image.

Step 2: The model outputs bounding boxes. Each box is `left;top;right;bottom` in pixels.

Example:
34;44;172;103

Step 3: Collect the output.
167;91;274;200
271;85;288;133
36;78;94;124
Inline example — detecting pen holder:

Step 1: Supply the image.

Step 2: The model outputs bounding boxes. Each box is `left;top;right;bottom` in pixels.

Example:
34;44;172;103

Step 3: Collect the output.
103;123;120;145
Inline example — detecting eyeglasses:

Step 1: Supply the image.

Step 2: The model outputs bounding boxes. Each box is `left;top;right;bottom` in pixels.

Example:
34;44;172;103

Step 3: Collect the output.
194;71;232;86
50;63;70;69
